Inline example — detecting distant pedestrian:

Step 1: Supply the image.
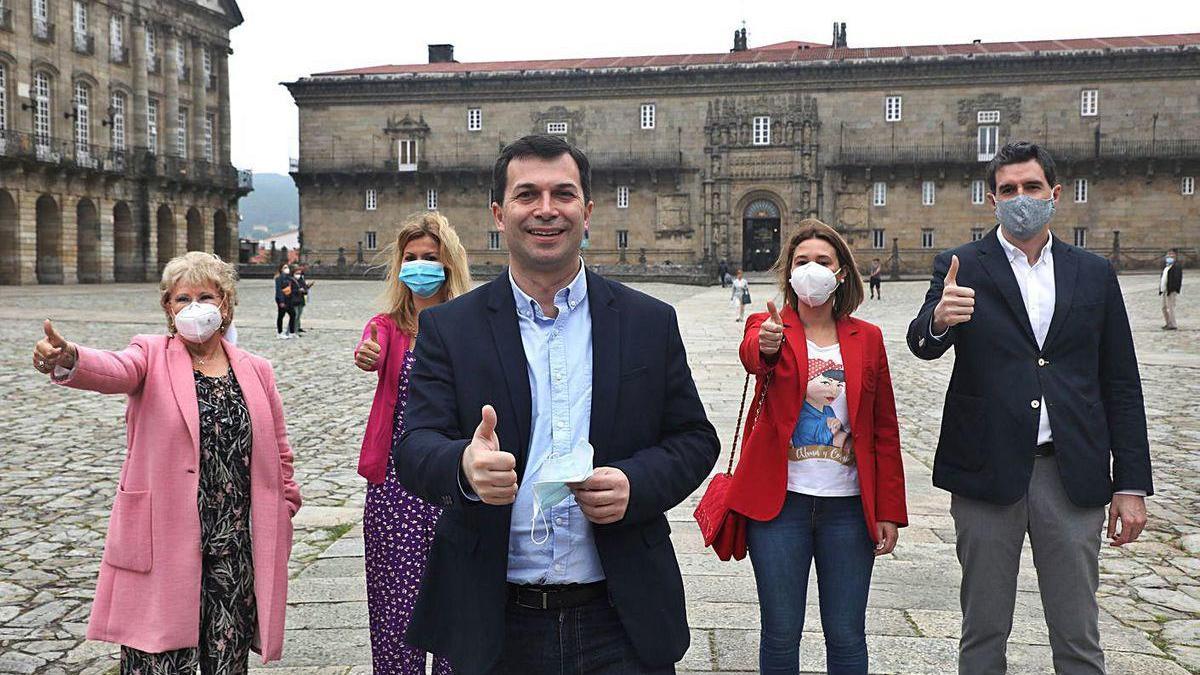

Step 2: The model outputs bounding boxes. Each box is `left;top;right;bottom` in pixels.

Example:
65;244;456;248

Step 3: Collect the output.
869;258;883;300
1161;248;1182;330
352;211;471;674
719;259;730;287
293;265;315;333
731;269;750;321
274;262;297;339
30;251;301;671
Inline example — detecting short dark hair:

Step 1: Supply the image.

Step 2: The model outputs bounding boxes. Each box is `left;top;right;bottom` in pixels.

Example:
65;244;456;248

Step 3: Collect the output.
985;141;1058;193
491;135;592;205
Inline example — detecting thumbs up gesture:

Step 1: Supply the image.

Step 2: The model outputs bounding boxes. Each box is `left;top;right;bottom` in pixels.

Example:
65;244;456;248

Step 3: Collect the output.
758;300;786;356
932;255;976;334
32;319;77;375
461;405;519;505
354;323;382;371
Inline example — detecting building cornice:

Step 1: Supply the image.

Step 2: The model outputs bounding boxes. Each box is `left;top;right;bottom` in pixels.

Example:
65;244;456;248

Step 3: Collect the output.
286;51;1200;106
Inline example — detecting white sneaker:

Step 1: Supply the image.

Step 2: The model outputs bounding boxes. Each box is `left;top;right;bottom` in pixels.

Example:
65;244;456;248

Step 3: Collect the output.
278;332;288;339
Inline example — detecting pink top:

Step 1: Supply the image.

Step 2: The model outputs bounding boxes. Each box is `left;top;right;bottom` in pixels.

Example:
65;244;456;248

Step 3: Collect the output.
357;313;412;484
58;334;300;661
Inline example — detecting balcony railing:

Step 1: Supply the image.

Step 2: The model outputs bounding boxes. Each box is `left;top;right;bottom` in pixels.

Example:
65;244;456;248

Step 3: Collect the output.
73;32;94;54
1;8;13;31
111;45;129;64
291;146;686;174
831;138;1200;167
0;130;244;188
33;19;54;42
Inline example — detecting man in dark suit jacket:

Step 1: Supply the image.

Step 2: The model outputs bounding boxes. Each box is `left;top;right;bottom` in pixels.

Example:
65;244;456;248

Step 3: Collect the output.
907;142;1153;674
396;135;719;674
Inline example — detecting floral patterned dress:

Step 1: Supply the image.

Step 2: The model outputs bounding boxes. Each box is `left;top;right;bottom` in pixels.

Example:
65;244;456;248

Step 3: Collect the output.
121;367;256;675
363;348;453;674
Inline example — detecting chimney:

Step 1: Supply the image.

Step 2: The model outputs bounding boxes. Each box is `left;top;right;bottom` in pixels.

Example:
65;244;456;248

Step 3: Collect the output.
428;44;456;64
731;27;748;52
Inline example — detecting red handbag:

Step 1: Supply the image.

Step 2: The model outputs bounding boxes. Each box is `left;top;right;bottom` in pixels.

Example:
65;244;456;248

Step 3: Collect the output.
694;369;770;561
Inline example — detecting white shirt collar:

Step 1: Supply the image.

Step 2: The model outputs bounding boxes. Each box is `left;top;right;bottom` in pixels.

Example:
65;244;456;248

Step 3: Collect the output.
996;227;1053;266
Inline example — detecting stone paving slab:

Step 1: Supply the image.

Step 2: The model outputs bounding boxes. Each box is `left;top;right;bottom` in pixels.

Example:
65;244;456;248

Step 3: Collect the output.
1;274;1197;673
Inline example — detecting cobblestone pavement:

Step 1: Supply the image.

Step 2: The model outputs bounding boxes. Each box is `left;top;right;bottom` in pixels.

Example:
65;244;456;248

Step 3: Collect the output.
1;272;1197;674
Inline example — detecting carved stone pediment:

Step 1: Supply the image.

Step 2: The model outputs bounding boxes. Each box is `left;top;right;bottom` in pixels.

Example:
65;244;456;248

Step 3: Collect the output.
531;106;584;137
384;113;430;137
956;95;1022;126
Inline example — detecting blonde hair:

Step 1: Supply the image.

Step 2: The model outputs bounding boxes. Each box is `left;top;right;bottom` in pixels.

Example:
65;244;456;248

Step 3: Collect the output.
379;211;471;335
159;251;239;332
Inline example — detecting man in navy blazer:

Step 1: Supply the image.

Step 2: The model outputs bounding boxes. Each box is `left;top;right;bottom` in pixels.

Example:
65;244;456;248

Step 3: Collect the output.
396;135;719;674
907;141;1152;674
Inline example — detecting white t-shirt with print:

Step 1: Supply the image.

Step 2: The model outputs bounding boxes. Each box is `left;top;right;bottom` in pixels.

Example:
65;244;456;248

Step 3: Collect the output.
786;340;860;497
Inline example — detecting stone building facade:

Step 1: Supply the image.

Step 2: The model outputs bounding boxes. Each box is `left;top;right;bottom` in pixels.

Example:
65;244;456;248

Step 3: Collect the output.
287;33;1200;276
0;0;250;285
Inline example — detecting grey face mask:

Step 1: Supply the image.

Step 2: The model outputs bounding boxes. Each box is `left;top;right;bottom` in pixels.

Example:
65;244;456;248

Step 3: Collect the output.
995;194;1055;241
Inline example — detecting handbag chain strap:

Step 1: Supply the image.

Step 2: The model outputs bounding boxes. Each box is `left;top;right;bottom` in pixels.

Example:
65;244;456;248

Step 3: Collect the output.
725;340;778;475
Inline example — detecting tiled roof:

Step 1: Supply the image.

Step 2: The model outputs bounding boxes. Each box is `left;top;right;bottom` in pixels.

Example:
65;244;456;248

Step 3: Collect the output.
311;33;1200;78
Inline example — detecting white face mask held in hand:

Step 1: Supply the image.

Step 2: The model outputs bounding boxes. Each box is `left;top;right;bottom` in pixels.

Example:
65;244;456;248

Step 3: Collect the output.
174;301;224;343
789;262;842;308
529;439;595;545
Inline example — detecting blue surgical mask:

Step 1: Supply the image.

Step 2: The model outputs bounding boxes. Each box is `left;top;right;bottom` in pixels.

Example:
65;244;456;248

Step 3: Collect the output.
398;260;446;298
529;439;594;545
1165;257;1176;266
995;194;1055;241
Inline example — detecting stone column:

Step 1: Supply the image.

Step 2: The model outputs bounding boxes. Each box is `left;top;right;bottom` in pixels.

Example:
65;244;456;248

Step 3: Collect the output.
163;29;179;160
131;19;149;147
99;196;115;283
60;193;79;285
192;38;207;163
17;190;38;285
218;47;231;166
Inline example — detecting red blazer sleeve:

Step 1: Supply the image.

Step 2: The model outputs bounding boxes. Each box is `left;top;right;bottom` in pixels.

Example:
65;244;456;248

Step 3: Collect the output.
870;327;908;527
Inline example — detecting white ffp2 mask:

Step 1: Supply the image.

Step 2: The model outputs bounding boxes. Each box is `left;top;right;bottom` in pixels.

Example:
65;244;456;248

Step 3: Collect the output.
174;302;224;343
789;262;841;308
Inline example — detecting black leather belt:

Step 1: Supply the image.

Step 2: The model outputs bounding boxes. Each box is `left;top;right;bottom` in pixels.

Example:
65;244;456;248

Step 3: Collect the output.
507;581;607;610
1034;442;1056;457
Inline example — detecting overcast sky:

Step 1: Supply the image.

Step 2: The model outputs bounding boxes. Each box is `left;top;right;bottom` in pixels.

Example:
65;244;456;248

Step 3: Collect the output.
228;0;1193;175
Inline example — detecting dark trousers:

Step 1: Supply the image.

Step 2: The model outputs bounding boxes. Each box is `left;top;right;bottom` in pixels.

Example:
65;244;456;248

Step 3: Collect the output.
276;305;295;334
493;596;674;674
746;492;876;675
869;278;882;298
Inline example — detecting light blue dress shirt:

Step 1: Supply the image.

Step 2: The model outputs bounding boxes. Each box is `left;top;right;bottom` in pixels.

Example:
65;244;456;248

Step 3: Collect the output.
505;262;605;584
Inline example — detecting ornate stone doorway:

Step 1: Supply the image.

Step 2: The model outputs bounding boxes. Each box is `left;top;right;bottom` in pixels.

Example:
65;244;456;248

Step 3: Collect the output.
742;198;781;272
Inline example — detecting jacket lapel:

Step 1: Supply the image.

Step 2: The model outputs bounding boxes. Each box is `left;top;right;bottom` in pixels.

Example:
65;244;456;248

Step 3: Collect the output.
485;273;533;477
1043;236;1078;351
835;318;863;429
587;270;619;464
166;336;200;463
977;230;1038;347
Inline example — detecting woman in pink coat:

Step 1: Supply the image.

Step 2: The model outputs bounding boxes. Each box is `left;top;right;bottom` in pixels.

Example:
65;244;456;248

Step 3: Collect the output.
31;251;302;674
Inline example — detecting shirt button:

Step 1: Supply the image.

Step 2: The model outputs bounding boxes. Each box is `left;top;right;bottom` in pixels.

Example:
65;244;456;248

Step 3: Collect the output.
555;517;564;526
1038;358;1046;366
1031;400;1041;409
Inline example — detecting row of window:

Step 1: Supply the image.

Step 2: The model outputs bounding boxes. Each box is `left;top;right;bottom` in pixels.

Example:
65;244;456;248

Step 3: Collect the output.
882;90;1101;123
363;185;635;211
872;176;1196;207
461;104;657;133
870;226;1095;250
25;1;218;86
362;229;631;252
0;64;218;160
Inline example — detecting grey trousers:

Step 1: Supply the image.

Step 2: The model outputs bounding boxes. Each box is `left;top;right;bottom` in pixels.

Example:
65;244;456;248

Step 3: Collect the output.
951;456;1107;675
1162;292;1178;329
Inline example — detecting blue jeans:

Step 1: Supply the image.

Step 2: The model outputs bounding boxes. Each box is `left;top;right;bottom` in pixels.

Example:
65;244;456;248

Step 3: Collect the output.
747;492;876;674
495;596;674;674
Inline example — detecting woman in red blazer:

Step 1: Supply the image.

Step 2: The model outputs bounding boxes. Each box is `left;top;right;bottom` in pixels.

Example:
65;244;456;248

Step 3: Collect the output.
727;219;907;675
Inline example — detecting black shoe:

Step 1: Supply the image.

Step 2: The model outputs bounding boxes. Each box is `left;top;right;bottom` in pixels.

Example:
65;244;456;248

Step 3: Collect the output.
297;329;307;333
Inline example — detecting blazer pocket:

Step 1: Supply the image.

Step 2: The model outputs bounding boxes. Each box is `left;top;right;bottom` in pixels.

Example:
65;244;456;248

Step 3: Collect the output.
620;366;649;381
641;517;672;548
102;488;153;573
940;393;987;472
